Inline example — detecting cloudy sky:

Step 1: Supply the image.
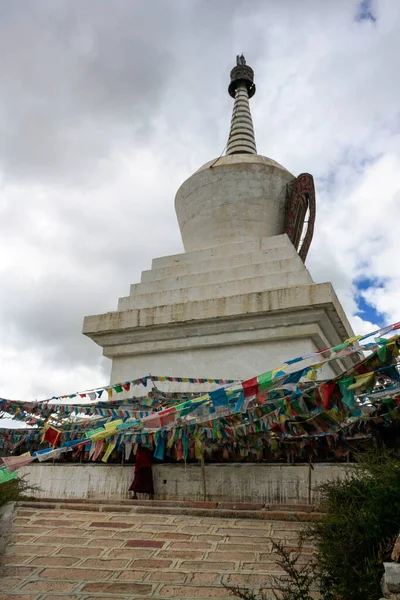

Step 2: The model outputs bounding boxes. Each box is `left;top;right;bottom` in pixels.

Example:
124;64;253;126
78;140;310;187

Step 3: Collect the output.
0;0;398;403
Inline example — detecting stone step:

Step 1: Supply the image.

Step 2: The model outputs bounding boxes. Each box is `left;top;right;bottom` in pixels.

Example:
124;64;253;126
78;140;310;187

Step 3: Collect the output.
1;501;318;599
133;256;305;294
18;499;326;522
142;245;297;284
151;234;291;269
119;270;312;310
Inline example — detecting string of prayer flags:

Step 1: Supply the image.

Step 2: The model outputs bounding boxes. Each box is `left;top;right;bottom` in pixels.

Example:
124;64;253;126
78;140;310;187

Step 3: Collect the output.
0;319;397;415
0;375;238;414
1;322;400;465
150;375;237;384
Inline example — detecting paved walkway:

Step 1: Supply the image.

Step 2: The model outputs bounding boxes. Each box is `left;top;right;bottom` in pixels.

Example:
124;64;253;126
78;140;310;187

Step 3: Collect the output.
0;501;316;600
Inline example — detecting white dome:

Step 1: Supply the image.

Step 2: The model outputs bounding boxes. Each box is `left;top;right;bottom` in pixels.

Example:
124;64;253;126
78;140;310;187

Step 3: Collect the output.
175;154;295;252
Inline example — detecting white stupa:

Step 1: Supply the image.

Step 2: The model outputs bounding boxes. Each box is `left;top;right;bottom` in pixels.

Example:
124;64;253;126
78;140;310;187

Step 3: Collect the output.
83;56;354;387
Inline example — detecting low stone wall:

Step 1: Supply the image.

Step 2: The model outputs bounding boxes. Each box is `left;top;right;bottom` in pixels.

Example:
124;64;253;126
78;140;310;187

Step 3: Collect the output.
18;462;353;504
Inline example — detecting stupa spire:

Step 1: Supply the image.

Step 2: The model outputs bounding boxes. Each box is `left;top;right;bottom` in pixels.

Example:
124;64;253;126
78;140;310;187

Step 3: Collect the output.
226;55;257;155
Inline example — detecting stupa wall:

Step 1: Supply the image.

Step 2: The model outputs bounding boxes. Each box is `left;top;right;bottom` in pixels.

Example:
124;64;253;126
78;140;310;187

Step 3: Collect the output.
84;234;353;388
109;326;337;388
19;462;353;505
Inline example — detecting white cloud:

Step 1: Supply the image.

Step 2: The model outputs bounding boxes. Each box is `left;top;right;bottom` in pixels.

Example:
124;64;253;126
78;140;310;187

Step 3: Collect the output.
0;0;399;403
308;152;400;327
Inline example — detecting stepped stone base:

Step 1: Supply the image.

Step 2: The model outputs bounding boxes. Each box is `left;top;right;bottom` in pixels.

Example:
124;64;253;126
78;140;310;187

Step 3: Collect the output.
83;234;354;388
0;500;319;600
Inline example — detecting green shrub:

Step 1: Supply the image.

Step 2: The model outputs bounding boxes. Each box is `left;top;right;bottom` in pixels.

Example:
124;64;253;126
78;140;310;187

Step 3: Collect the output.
306;447;400;600
270;539;315;600
226;448;400;600
0;475;38;509
224;538;315;600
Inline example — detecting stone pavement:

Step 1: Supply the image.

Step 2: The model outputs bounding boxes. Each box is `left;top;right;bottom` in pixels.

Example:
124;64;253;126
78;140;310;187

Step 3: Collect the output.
0;500;320;600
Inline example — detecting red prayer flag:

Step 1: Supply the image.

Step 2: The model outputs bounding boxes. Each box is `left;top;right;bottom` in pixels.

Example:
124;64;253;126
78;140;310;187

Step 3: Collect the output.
320;382;336;411
42;426;61;447
242;377;258;398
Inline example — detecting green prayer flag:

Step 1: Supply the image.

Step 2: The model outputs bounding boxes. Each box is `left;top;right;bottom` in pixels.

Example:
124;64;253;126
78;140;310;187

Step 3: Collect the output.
85;427;104;439
258;371;274;392
377;345;387;362
331;342;349;353
338;378;355;409
0;468;18;485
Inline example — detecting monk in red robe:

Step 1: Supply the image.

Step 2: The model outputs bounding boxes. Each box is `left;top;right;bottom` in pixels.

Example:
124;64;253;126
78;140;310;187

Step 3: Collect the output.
129;445;154;499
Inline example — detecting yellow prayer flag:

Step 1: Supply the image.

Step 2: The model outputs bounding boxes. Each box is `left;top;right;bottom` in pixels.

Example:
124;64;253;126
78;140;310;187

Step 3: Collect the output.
284;399;293;417
272;366;286;377
347;372;375;390
101;443;116;463
194;437;203;460
90;430;109;441
105;420;122;429
307;369;318;381
387;341;400;358
345;335;363;344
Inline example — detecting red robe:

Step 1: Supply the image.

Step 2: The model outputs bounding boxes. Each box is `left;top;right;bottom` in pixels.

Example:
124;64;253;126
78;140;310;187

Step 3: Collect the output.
129;447;154;494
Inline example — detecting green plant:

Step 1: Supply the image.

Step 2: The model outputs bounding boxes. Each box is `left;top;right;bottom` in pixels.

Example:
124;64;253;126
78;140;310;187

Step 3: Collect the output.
305;447;400;600
0;475;39;509
224;586;265;600
270;539;315;600
225;448;400;600
224;538;315;600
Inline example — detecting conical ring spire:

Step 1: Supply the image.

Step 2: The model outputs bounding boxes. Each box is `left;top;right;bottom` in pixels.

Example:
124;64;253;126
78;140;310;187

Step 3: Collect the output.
226;55;257;155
